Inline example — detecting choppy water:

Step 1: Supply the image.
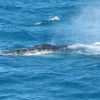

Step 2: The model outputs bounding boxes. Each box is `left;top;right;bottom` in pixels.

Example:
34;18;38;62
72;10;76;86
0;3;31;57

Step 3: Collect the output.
0;0;100;100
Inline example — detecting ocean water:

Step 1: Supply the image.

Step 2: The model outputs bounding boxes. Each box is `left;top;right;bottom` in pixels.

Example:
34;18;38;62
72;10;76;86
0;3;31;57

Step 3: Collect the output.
0;0;100;100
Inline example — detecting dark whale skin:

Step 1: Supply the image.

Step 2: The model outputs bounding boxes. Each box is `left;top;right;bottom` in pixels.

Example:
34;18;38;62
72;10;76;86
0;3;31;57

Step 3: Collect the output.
3;44;68;55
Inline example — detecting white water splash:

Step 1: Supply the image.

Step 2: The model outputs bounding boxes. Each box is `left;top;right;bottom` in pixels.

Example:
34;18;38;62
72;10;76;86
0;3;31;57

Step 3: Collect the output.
2;50;54;56
34;21;42;26
68;42;100;55
23;50;53;56
47;16;60;21
34;16;60;26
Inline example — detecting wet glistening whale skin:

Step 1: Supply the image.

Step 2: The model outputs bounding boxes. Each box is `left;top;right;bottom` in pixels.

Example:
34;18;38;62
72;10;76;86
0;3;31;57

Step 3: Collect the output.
3;44;69;55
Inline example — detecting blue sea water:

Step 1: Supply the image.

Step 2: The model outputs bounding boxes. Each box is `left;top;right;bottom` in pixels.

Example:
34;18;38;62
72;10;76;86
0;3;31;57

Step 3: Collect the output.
0;0;100;100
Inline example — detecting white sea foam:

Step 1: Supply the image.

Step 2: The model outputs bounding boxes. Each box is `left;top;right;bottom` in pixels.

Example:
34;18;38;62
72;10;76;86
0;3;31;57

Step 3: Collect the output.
2;50;54;56
68;42;100;55
34;21;42;26
23;50;53;56
47;16;60;21
34;16;60;26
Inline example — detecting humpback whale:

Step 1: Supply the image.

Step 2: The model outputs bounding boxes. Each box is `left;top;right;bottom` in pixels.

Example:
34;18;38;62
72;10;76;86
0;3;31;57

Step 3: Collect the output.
2;43;100;56
3;44;68;55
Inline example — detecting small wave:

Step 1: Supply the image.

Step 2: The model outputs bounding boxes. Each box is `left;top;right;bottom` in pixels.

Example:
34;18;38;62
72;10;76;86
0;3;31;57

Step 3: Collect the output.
34;16;60;26
34;21;42;26
47;16;60;21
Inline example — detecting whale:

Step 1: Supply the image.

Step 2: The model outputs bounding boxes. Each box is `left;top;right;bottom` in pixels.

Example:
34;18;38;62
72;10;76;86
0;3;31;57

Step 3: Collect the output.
3;44;68;55
2;43;100;56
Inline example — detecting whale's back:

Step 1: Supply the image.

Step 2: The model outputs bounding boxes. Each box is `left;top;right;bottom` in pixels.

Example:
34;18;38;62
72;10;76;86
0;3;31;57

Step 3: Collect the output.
34;44;60;51
3;44;68;55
